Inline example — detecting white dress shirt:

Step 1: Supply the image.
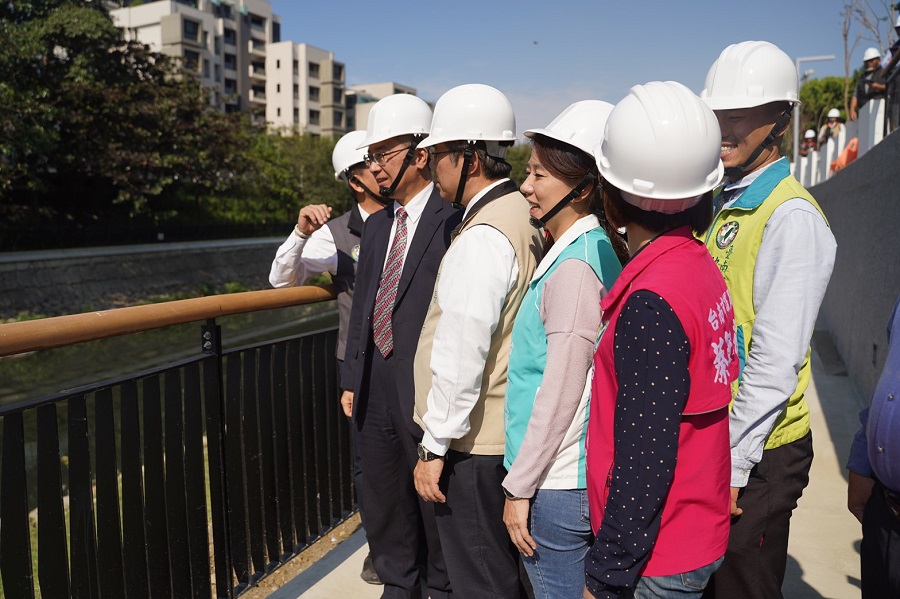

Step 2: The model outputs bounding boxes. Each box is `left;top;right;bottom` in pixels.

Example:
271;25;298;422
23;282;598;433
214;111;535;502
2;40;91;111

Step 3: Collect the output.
721;158;837;486
268;203;372;288
421;179;520;456
382;183;434;270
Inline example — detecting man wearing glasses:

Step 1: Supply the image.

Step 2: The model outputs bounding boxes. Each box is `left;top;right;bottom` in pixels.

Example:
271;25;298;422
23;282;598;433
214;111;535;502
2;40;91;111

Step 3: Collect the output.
412;84;542;598
341;93;460;599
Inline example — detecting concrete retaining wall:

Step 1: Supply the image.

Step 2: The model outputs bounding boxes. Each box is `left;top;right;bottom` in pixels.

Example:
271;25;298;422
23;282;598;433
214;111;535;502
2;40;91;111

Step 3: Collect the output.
813;129;900;401
0;237;286;319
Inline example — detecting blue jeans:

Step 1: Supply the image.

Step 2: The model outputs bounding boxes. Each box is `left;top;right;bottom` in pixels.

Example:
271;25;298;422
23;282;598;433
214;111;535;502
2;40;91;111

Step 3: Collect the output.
630;557;724;598
523;488;593;599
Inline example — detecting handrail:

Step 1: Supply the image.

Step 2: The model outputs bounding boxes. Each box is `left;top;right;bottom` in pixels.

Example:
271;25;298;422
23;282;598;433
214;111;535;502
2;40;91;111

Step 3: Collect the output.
0;285;337;358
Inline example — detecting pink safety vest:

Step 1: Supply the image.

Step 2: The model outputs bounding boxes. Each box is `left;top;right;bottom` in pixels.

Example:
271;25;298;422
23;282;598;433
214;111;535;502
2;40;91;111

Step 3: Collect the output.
587;227;737;576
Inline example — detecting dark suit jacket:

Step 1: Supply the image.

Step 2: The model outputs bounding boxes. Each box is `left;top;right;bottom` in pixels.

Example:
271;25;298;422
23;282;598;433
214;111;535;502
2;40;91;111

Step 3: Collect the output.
341;187;462;431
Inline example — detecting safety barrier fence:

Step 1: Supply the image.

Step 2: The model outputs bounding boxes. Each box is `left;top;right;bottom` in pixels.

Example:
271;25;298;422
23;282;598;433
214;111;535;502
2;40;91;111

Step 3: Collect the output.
0;286;353;599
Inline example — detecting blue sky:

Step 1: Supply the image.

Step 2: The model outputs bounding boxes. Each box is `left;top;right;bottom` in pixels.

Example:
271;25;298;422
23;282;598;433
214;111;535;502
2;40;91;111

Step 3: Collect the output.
270;0;896;136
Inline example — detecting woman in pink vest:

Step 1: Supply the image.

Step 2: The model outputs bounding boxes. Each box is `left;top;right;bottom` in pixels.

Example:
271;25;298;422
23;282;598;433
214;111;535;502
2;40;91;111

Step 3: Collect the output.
583;81;739;598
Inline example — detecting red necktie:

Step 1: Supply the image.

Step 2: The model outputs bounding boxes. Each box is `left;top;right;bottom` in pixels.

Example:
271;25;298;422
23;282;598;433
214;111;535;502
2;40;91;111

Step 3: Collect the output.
372;208;408;357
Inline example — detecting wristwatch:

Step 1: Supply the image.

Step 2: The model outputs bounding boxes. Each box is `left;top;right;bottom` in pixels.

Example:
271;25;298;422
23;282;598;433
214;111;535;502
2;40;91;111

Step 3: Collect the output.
417;443;443;462
502;486;524;500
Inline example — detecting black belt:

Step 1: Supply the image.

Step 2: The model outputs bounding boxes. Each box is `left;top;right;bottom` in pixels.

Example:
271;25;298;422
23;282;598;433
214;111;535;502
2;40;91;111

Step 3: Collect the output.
879;482;900;521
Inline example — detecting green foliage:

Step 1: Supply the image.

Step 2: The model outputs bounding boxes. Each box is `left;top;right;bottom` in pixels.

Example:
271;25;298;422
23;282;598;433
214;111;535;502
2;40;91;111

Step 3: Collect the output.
506;143;531;187
799;76;846;132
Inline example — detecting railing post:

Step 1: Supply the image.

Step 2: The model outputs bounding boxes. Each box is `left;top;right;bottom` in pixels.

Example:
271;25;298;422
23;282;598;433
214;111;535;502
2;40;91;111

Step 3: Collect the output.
202;318;235;599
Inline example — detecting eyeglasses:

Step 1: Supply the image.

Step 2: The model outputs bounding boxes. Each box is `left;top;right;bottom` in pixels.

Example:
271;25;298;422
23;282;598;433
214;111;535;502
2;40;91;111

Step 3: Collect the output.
427;147;456;161
364;145;412;167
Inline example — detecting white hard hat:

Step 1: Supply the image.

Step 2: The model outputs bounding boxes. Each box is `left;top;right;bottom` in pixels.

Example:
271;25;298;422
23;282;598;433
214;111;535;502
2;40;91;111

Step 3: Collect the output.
332;130;368;180
595;81;724;214
524;100;614;157
863;47;882;62
827;108;841;118
804;129;816;139
358;94;433;149
419;84;516;158
701;41;800;110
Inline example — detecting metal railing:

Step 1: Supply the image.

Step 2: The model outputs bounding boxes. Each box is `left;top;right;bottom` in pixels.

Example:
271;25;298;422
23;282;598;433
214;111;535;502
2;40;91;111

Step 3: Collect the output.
0;286;354;598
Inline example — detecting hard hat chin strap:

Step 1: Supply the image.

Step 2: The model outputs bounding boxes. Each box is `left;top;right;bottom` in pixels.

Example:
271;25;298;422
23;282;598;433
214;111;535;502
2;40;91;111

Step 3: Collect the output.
349;175;391;206
379;142;420;198
452;144;476;210
529;173;597;230
723;105;794;180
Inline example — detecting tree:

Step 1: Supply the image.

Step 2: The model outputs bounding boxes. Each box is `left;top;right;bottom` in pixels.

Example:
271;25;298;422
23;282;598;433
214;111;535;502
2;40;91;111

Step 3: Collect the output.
0;0;255;238
800;77;847;133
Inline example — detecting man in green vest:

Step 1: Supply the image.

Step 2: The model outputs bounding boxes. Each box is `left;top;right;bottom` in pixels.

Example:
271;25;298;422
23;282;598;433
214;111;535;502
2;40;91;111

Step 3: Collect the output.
699;41;837;599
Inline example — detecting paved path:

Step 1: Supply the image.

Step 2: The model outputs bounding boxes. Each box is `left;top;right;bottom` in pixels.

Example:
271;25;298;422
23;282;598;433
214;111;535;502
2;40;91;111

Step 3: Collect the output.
274;343;865;599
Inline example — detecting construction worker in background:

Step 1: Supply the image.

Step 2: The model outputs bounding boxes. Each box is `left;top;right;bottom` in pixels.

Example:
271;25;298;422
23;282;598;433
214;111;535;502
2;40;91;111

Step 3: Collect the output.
850;47;887;121
270;129;387;584
818;108;843;146
798;129;817;157
413;83;543;598
340;94;459;599
699;40;837;599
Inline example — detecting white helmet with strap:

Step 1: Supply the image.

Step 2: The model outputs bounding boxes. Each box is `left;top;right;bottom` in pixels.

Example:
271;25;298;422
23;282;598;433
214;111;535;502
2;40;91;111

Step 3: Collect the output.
827;108;841;119
595;81;723;214
804;129;816;139
419;84;516;208
863;47;882;62
524;100;613;227
701;41;798;179
332;130;368;180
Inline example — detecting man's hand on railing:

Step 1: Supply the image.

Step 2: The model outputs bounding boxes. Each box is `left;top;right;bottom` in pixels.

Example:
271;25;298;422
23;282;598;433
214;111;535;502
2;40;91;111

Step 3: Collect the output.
340;389;354;418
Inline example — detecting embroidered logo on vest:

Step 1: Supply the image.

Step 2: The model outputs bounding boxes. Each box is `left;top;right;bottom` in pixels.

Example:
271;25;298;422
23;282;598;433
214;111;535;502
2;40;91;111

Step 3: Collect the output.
351;244;360;262
715;221;740;249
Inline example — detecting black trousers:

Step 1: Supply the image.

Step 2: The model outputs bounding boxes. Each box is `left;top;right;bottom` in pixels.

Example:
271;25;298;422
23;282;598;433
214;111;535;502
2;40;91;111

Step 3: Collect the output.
356;351;450;599
433;450;533;599
703;432;813;599
861;481;900;598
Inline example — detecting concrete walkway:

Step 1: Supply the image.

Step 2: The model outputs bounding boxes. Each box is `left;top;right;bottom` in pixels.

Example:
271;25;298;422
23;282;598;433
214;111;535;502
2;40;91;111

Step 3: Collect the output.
274;341;865;599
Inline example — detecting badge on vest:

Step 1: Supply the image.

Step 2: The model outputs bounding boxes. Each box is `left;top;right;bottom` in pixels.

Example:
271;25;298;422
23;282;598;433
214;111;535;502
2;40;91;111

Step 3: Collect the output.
715;221;740;249
351;244;360;262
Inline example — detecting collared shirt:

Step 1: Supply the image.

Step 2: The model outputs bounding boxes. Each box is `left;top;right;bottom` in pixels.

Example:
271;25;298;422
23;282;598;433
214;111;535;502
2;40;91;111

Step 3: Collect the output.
420;179;520;456
722;158;837;487
381;183;433;269
847;294;900;492
269;203;371;287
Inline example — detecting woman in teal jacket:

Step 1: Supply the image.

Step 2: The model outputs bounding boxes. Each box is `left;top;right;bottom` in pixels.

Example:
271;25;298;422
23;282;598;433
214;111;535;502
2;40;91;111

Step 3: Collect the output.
502;101;627;599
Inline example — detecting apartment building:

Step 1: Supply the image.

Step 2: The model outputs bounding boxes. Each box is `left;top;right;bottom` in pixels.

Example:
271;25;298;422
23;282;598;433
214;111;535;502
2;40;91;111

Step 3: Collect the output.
346;82;418;131
110;0;280;117
266;43;346;136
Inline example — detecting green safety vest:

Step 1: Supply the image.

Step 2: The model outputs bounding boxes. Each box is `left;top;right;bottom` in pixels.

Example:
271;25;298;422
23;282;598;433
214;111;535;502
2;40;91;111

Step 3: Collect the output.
704;159;828;450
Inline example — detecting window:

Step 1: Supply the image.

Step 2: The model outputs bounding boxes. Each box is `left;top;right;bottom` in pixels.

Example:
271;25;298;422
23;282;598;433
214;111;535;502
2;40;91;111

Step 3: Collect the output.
293;84;299;98
214;64;221;82
333;87;342;103
308;86;319;102
182;19;200;42
308;62;319;78
215;4;232;19
251;61;264;75
183;49;200;71
309;110;320;125
214;36;220;55
333;64;343;81
293;59;299;74
277;107;281;117
224;78;237;94
223;28;236;45
333;110;343;128
224;53;236;70
294;108;299;124
250;14;265;30
276;83;281;93
276;59;280;69
202;59;210;78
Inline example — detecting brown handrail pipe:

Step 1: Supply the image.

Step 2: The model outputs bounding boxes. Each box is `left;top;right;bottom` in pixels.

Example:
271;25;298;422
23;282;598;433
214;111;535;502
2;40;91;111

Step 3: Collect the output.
0;285;337;358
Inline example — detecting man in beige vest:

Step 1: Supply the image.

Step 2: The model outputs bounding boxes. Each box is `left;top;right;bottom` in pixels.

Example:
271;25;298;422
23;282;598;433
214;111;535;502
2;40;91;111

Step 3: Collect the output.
412;84;543;599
